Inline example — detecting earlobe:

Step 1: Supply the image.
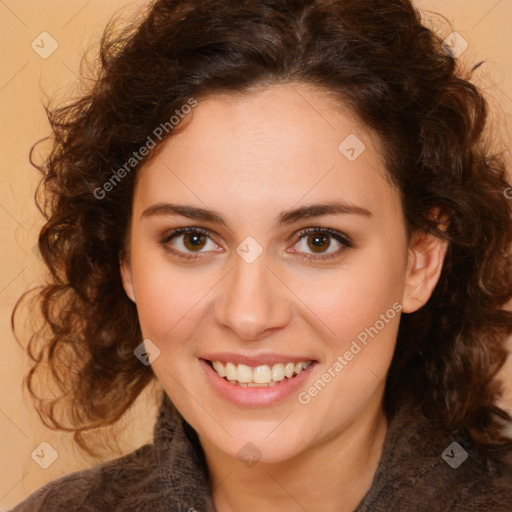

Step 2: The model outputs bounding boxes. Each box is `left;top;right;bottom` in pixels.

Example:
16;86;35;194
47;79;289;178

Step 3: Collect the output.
402;228;448;314
119;254;136;303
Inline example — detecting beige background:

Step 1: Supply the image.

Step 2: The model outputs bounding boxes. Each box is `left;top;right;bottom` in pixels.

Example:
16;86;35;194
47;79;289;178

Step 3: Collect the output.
1;1;511;509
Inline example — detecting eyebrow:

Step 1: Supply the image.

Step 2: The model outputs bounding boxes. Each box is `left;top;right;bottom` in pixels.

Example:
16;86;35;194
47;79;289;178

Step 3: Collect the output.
141;201;373;227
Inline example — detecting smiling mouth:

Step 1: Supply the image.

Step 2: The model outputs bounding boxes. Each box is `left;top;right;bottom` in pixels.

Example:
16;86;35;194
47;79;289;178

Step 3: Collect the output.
204;359;314;387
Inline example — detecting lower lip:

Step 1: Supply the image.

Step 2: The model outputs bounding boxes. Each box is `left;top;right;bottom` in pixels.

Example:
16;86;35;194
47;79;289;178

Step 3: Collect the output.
199;358;317;407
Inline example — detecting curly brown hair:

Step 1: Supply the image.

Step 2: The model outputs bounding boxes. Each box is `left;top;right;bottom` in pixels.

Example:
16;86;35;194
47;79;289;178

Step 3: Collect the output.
13;0;512;465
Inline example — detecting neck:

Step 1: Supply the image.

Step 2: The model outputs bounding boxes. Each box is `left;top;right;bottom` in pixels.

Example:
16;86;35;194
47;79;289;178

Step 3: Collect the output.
199;393;388;512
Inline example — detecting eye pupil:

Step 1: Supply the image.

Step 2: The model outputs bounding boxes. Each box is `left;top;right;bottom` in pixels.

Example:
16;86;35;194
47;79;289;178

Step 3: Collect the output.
184;233;206;250
308;233;330;253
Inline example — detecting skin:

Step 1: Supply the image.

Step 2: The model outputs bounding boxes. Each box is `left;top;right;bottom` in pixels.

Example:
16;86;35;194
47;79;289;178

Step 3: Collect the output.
120;83;447;512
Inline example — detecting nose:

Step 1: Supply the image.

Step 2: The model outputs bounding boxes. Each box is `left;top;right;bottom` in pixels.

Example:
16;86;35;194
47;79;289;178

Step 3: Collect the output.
213;250;292;341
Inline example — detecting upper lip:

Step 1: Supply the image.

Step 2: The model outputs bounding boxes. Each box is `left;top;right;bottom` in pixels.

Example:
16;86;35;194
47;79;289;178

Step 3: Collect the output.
200;352;316;367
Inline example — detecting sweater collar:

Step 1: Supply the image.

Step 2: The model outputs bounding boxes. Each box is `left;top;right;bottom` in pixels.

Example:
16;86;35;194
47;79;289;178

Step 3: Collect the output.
153;391;217;512
151;389;446;512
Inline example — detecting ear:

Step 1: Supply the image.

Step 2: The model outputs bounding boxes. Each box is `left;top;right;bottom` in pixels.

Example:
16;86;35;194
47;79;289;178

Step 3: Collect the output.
119;251;136;303
402;217;449;314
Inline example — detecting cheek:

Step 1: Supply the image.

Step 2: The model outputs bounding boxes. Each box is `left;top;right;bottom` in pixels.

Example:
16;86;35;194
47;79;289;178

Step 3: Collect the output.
296;244;406;348
134;271;206;340
130;244;220;350
292;261;404;415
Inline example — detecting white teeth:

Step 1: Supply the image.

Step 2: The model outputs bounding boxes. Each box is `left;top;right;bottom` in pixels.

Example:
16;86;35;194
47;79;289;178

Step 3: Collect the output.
212;361;225;377
236;364;253;383
210;360;312;386
225;362;237;381
284;362;295;378
253;365;272;383
271;363;285;381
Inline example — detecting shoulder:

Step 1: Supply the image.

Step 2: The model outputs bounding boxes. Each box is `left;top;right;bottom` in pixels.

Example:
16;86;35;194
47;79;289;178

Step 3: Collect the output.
381;442;512;512
11;443;155;512
438;456;512;511
414;420;512;510
357;396;512;511
448;472;512;511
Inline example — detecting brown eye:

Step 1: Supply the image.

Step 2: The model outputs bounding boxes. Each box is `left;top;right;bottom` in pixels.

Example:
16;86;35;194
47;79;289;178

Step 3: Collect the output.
182;232;208;251
291;228;352;260
160;227;222;259
306;232;331;253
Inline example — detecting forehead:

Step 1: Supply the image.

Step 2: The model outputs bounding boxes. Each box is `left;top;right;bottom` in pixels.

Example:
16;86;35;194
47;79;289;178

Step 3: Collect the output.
133;83;401;225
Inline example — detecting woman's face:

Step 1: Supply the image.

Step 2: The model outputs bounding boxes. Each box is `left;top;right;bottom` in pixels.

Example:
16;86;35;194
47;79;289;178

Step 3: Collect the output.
121;83;443;464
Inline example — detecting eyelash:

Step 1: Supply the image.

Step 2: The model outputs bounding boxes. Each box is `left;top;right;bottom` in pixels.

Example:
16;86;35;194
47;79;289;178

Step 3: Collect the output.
159;226;353;262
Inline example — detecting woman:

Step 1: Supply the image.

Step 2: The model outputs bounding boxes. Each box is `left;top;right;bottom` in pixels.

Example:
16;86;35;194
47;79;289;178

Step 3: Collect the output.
12;0;512;510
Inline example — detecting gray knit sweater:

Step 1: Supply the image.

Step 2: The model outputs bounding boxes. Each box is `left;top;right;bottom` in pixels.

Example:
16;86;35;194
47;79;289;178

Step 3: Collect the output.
11;393;512;511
